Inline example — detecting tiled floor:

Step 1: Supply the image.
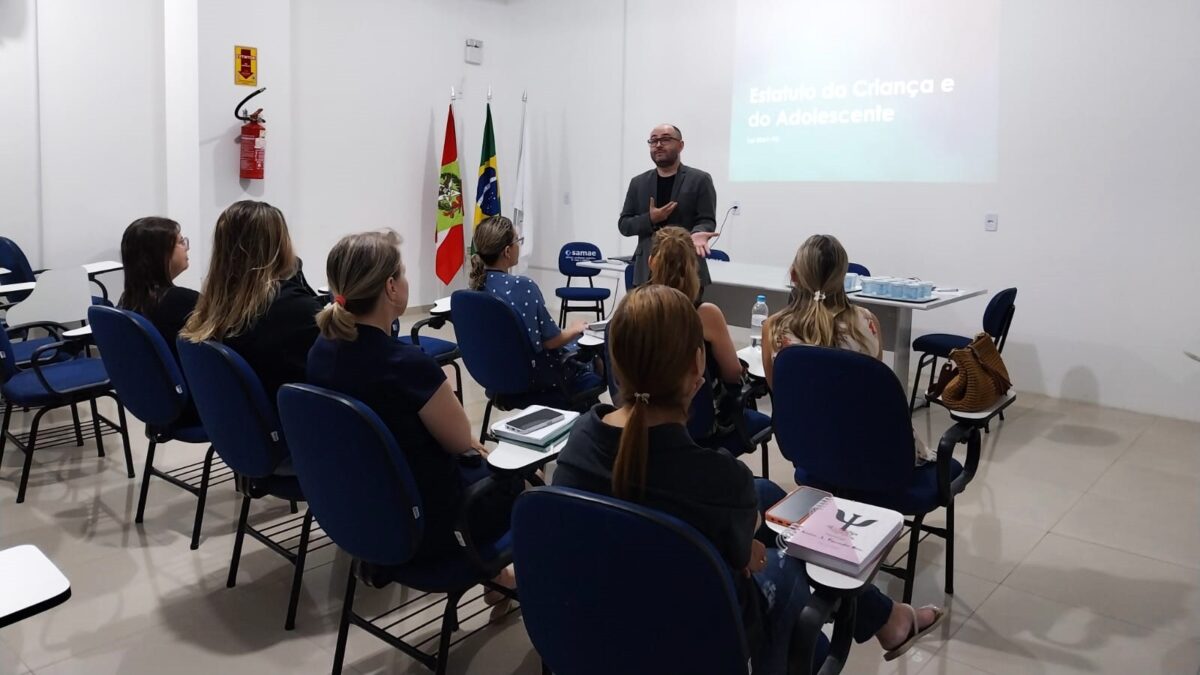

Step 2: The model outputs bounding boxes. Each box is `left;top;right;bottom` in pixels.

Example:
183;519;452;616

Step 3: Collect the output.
1;312;1198;674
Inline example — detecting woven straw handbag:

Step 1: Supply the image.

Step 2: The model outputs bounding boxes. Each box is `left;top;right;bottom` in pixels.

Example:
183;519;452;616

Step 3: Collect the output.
927;332;1012;412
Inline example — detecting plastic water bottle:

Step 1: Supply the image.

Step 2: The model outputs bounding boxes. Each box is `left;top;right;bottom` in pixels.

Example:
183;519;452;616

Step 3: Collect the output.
749;295;768;348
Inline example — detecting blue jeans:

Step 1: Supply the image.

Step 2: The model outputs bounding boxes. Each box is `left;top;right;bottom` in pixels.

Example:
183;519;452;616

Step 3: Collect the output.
750;479;896;673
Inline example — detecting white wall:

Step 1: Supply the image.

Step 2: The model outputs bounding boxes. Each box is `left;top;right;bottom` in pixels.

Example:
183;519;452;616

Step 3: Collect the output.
194;0;292;281
611;0;1200;420
0;0;42;266
35;0;166;270
291;0;527;300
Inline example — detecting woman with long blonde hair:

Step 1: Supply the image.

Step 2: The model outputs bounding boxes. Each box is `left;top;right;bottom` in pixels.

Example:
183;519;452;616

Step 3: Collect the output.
307;230;517;619
648;226;745;437
181;200;321;401
554;285;944;671
761;234;933;464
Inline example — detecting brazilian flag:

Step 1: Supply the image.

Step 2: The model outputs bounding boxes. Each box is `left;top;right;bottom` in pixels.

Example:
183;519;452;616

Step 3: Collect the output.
474;103;501;226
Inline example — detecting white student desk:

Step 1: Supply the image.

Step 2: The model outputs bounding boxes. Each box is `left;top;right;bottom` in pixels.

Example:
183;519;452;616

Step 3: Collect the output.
0;261;123;299
0;545;71;628
703;260;985;387
578;259;630;302
488;434;569;472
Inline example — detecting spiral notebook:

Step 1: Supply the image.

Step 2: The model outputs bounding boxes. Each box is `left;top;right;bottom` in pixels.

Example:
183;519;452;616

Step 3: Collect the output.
782;496;903;576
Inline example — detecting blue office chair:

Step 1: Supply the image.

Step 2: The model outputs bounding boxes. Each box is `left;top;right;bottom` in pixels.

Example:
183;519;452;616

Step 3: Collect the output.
277;383;515;675
451;290;605;444
0;324;132;503
909;288;1017;414
88;306;224;550
623;262;635;291
392;317;464;402
176;339;318;630
847;262;871;276
513;487;856;675
555;242;610;325
706;249;731;262
773;346;981;603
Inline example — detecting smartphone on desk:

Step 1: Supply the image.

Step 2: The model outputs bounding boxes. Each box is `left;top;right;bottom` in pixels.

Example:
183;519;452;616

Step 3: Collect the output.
765;486;832;528
504;408;565;435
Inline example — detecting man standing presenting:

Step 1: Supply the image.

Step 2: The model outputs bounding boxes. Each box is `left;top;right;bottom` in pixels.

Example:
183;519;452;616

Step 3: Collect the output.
618;124;719;288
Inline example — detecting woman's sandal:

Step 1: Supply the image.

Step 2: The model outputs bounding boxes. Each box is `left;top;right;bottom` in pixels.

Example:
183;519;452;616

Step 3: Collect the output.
484;568;516;624
883;604;946;661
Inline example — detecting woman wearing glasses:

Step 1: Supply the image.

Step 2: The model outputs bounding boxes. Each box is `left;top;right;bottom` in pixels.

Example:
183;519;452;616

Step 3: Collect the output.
469;215;598;394
119;216;200;423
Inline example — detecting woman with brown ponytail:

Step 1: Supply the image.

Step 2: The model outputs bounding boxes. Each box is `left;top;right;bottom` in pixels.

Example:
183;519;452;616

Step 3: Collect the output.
469;215;599;394
648;226;746;436
306;230;516;618
554;285;943;671
762;234;934;464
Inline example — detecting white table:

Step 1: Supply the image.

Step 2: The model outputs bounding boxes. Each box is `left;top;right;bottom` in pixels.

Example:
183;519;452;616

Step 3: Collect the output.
0;261;123;300
0;545;71;628
578;334;604;348
704;260;986;387
737;345;765;379
0;281;37;295
430;296;451;317
63;325;93;338
83;260;122;275
578;259;630;305
488;434;569;472
578;259;630;274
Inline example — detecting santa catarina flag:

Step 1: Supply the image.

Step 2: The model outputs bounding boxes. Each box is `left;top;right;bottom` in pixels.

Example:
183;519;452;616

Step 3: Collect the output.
435;105;465;285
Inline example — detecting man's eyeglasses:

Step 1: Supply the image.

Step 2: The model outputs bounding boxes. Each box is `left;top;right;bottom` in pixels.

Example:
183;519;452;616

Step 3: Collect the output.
647;136;680;146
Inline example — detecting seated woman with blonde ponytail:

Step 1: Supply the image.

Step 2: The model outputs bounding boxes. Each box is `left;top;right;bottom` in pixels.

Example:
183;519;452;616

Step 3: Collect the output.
761;234;935;464
554;285;944;671
469;215;599;394
306;230;517;617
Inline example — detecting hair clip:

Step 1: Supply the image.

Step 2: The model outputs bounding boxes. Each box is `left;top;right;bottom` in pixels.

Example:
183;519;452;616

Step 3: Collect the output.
334;294;347;307
632;392;650;404
813;291;826;302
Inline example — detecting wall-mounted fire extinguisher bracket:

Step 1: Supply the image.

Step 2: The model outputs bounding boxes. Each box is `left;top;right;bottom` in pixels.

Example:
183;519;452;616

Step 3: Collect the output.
235;87;267;180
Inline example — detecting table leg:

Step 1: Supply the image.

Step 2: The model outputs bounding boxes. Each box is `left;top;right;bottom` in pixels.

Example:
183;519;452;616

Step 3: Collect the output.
890;308;912;389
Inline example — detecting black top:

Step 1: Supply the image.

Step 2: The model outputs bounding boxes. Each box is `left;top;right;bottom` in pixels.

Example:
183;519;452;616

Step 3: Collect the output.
307;324;464;560
223;275;321;405
146;286;200;358
553;405;762;648
125;285;201;427
655;173;677;212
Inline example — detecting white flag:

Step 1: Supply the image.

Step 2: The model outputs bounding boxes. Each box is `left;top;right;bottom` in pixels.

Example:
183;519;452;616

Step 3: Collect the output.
512;97;533;270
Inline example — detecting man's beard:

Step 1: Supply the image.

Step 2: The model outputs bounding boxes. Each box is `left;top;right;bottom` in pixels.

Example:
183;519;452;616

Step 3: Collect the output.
653;152;678;167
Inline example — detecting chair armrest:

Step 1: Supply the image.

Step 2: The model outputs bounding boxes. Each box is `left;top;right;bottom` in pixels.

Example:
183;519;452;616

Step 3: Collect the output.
28;340;75;396
6;320;70;341
936;422;982;504
407;316;447;346
453;472;516;578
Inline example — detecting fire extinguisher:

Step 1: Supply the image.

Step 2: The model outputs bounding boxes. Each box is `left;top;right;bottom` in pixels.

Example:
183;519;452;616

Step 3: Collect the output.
235;87;266;180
